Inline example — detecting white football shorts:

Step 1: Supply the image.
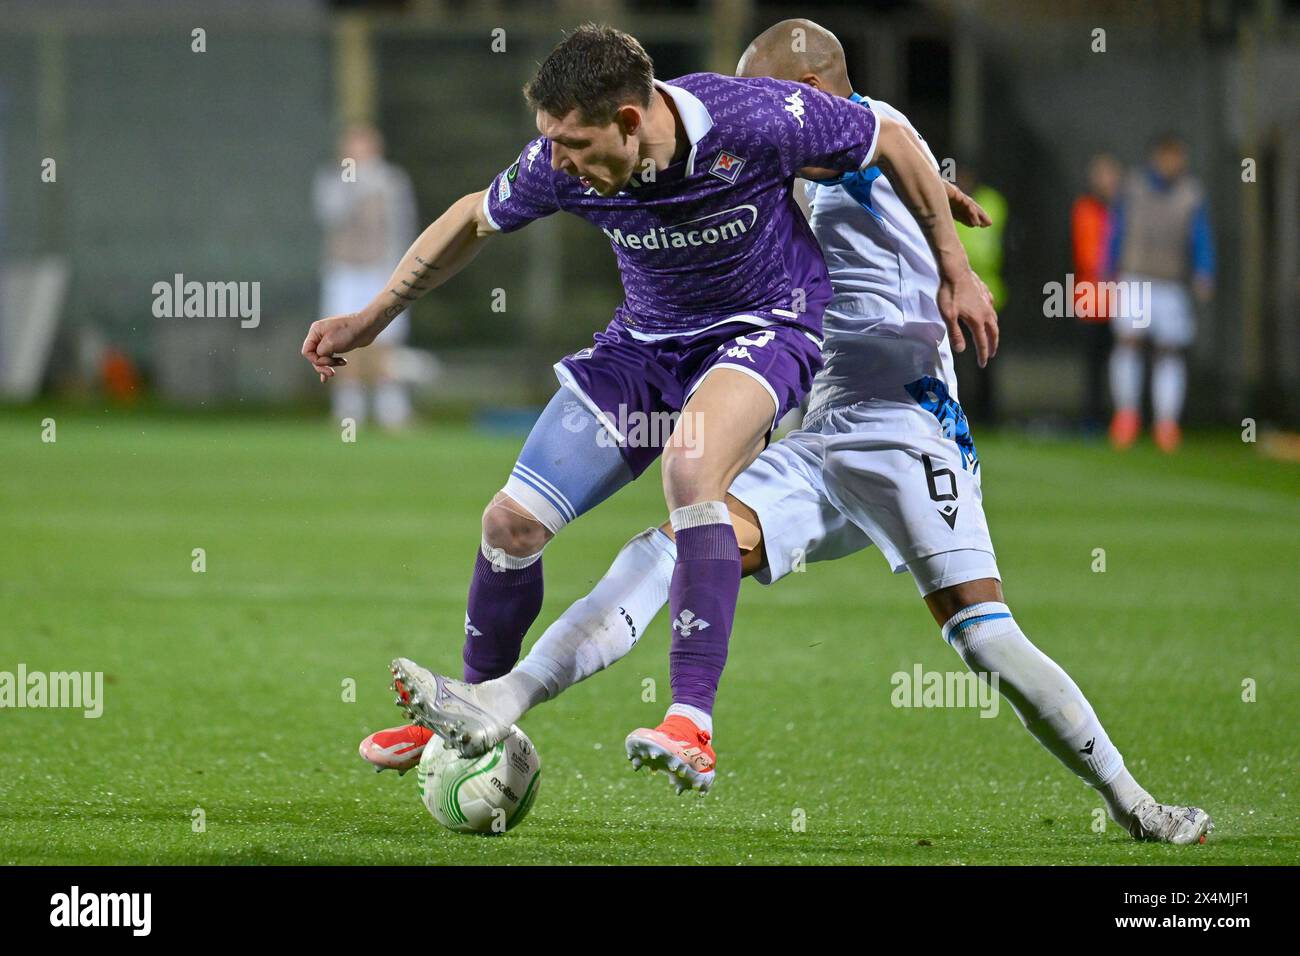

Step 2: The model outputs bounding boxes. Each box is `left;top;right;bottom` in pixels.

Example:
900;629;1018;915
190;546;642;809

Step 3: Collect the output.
729;398;999;597
1111;274;1195;348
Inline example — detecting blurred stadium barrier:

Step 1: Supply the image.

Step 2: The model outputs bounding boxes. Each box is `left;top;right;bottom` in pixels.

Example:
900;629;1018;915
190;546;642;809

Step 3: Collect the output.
0;0;1295;424
0;255;69;400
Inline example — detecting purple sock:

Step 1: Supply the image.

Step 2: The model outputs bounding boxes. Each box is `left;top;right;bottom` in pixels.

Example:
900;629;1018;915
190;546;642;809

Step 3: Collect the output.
462;546;544;683
667;507;740;714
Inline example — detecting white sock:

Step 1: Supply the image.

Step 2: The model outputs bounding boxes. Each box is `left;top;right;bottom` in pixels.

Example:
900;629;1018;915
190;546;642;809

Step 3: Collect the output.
942;603;1150;824
375;381;412;429
332;381;367;425
470;669;548;728
1151;352;1186;423
483;528;676;725
1108;341;1142;412
666;702;713;735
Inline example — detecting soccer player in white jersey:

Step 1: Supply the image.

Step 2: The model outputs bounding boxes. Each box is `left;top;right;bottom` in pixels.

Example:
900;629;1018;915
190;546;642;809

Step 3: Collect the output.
372;20;1212;845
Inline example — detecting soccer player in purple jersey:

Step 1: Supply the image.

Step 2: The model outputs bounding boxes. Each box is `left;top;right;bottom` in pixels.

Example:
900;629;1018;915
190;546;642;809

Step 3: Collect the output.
303;24;994;776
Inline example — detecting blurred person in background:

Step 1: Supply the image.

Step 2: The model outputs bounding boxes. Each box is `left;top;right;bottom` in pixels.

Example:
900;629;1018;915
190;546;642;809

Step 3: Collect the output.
1071;153;1123;432
955;166;1006;422
1106;133;1215;453
313;123;418;430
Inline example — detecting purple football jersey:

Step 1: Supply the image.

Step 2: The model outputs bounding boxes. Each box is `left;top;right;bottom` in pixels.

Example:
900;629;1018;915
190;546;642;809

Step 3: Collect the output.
483;73;879;338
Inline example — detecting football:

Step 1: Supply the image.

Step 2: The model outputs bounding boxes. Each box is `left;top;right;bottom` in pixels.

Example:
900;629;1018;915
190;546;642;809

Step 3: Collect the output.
417;725;542;835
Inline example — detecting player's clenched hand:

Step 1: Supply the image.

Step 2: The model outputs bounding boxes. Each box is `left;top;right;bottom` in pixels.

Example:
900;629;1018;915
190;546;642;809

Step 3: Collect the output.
945;182;991;228
938;269;999;368
301;313;376;382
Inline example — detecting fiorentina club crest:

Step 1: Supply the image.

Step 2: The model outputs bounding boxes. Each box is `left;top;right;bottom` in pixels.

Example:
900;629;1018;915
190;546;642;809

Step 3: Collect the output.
708;149;745;184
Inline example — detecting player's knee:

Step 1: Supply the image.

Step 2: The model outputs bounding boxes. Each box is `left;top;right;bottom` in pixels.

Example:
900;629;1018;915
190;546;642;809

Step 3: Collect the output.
924;576;1004;628
661;445;723;507
481;493;551;557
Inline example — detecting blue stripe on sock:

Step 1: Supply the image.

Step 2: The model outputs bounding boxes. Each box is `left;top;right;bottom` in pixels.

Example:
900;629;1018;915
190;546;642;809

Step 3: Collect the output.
946;612;1012;644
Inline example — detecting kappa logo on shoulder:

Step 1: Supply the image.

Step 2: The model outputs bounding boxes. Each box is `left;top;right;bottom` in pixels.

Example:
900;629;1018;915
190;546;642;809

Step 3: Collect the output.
784;90;806;128
708;149;746;184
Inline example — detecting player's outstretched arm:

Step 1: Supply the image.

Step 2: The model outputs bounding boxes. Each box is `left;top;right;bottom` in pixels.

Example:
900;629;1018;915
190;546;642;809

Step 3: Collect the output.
302;189;495;381
871;119;999;366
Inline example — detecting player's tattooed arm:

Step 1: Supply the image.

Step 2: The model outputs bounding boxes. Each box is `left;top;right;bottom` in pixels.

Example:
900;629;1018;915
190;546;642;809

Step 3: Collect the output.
302;190;495;381
871;118;1000;366
374;190;495;324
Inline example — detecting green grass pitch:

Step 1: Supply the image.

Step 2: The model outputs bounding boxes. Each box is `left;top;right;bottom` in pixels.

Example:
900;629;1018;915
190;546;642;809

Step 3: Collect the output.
1;409;1296;865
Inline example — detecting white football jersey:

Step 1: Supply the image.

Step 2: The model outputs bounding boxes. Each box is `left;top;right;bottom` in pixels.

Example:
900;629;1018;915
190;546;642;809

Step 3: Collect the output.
803;96;958;422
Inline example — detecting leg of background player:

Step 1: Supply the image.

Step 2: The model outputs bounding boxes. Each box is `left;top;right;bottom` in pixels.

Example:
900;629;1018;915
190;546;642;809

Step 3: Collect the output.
1108;334;1143;449
374;381;412;431
1151;346;1187;453
923;575;1155;833
1082;320;1112;430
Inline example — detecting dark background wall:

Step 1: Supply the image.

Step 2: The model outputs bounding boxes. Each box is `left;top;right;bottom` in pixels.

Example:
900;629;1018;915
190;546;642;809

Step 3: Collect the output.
0;0;1296;420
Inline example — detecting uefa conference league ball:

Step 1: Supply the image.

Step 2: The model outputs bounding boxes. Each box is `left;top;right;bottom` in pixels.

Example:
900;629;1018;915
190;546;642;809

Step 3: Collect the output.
417;725;542;834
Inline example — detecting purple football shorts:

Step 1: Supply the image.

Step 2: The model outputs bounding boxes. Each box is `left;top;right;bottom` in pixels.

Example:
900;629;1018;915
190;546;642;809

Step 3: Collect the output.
553;319;823;478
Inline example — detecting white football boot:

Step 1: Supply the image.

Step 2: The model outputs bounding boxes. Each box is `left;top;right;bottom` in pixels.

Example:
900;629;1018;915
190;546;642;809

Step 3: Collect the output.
1125;798;1214;844
389;657;513;758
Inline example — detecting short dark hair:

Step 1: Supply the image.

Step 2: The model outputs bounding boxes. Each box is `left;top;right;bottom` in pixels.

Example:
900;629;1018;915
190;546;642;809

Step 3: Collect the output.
523;23;654;125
